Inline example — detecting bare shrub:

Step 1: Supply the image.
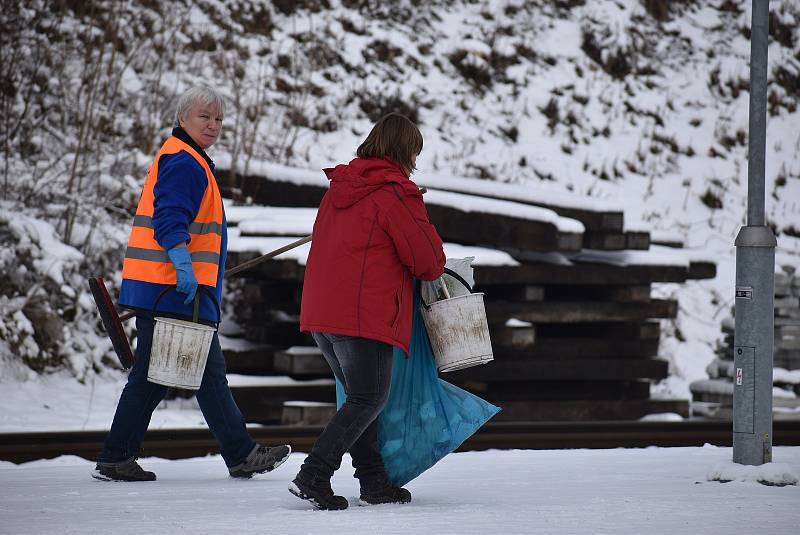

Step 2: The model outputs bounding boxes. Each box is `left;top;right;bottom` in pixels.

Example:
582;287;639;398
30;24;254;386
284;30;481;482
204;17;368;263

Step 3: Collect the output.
358;92;420;124
449;49;492;90
640;0;696;22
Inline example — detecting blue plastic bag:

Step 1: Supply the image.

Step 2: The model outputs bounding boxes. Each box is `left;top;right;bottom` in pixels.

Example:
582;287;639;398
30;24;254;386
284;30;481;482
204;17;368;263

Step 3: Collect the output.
335;288;501;486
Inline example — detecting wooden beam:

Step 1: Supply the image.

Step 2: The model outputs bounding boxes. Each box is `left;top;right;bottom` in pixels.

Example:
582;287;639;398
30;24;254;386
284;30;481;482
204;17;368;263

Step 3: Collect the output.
488;399;690;421
485;299;678;323
484;285;545;302
228;171;326;208
773;348;800;370
226;253;307;282
222;169;625;233
480;380;651;401
544;284;651;303
422;184;624;232
426;204;583;253
231;384;335;424
535;321;661;340
239;282;302;310
489;324;536;349
281;403;336;426
244;321;313;347
273;347;331;376
582;231;626;250
225;171;587;253
228;254;699;287
496;336;660;359
475;263;689;285
625;231;651;250
444;359;669;382
687;261;716;280
774;336;800;350
223;343;278;375
553;207;623;232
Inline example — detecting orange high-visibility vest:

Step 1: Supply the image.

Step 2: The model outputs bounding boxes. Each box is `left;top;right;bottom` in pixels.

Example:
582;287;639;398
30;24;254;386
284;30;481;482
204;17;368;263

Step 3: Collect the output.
121;137;223;287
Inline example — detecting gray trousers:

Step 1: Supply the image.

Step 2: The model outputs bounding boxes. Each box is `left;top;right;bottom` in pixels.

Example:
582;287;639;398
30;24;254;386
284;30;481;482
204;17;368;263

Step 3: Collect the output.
300;332;393;487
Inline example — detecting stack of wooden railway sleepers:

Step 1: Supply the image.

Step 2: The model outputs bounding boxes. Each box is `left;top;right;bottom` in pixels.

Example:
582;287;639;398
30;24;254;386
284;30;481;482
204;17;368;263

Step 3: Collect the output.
692;267;800;420
217;163;716;424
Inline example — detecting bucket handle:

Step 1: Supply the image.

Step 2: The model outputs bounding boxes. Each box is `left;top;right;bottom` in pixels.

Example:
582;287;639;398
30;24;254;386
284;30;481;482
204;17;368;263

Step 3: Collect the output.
152;285;221;325
419;267;474;310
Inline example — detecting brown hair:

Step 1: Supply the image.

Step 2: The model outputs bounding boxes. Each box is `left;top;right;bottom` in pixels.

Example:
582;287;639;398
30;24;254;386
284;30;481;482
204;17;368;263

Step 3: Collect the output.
356;113;423;175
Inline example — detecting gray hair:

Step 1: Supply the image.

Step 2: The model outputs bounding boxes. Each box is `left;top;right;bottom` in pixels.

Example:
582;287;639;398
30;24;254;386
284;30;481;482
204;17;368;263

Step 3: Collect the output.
174;86;226;126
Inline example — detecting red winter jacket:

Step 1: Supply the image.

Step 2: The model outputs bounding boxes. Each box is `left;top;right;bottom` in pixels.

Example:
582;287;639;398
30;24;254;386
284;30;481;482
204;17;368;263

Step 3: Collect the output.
300;157;446;354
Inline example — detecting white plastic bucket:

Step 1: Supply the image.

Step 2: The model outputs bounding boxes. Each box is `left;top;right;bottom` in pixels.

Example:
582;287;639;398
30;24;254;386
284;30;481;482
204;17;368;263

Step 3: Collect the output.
421;290;494;373
148;317;216;390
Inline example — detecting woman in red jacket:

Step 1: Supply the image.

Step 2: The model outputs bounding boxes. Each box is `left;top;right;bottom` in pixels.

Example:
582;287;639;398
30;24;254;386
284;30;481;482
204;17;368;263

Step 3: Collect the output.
290;113;446;510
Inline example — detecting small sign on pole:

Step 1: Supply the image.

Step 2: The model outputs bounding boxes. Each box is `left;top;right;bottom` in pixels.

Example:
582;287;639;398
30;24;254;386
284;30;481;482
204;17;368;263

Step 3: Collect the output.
735;287;753;300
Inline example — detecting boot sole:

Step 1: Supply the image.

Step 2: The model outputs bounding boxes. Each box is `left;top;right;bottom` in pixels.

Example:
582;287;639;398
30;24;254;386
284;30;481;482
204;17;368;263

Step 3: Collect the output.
90;470;114;482
90;469;156;482
357;497;412;506
288;482;348;510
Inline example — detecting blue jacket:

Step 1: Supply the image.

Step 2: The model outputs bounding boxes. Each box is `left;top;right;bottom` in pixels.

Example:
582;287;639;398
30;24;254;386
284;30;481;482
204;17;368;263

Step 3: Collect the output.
119;129;227;323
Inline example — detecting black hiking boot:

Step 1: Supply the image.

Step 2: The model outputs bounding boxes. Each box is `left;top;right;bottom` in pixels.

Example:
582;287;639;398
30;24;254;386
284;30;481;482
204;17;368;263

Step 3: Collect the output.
359;483;412;505
288;472;349;510
91;459;156;482
229;443;291;479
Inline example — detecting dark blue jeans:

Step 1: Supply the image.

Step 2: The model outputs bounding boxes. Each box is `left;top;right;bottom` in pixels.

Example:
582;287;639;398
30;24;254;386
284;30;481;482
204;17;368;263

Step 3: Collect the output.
97;316;255;467
301;332;393;486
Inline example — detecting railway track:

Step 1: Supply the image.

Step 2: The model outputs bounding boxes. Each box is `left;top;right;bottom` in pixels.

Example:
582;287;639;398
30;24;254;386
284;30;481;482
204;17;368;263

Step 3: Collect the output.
2;420;800;464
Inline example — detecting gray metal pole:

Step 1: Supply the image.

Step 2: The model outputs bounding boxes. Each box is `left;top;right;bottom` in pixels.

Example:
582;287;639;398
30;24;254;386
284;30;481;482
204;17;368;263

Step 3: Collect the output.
732;0;776;466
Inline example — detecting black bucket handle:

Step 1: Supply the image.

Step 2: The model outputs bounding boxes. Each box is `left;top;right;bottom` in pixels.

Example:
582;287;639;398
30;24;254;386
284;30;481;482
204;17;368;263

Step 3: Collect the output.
419;267;474;310
152;285;221;325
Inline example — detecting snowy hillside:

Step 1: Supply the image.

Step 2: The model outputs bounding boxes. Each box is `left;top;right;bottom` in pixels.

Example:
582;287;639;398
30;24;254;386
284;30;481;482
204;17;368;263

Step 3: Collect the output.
1;0;799;411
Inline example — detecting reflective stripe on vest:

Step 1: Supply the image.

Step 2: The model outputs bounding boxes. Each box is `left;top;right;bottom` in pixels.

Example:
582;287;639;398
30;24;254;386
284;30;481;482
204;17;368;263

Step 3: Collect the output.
121;137;224;287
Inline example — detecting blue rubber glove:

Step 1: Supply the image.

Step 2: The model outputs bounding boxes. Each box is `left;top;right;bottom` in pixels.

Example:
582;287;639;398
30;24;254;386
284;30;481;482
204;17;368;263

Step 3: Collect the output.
167;246;197;305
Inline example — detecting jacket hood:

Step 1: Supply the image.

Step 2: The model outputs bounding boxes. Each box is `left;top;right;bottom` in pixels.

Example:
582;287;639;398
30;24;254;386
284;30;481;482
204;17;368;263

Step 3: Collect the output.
323;157;419;208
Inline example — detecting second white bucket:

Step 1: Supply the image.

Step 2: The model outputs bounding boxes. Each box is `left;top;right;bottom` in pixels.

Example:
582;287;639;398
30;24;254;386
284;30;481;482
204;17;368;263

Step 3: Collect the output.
421;290;494;373
148;317;216;390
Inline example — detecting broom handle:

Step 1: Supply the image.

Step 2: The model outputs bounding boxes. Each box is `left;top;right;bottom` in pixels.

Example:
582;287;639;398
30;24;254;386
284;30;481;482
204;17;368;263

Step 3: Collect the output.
225;234;312;277
439;277;451;299
118;234;312;322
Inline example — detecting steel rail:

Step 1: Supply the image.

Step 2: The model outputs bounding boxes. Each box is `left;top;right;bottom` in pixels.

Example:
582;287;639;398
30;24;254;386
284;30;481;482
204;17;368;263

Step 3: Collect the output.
2;420;800;464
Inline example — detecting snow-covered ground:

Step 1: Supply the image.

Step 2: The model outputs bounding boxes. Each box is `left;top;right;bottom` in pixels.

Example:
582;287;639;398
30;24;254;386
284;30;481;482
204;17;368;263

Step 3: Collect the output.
2;447;798;535
0;370;207;432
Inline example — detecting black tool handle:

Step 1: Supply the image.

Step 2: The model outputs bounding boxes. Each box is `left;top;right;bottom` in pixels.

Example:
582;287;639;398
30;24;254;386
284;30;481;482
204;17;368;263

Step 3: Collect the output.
419;267;474;309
